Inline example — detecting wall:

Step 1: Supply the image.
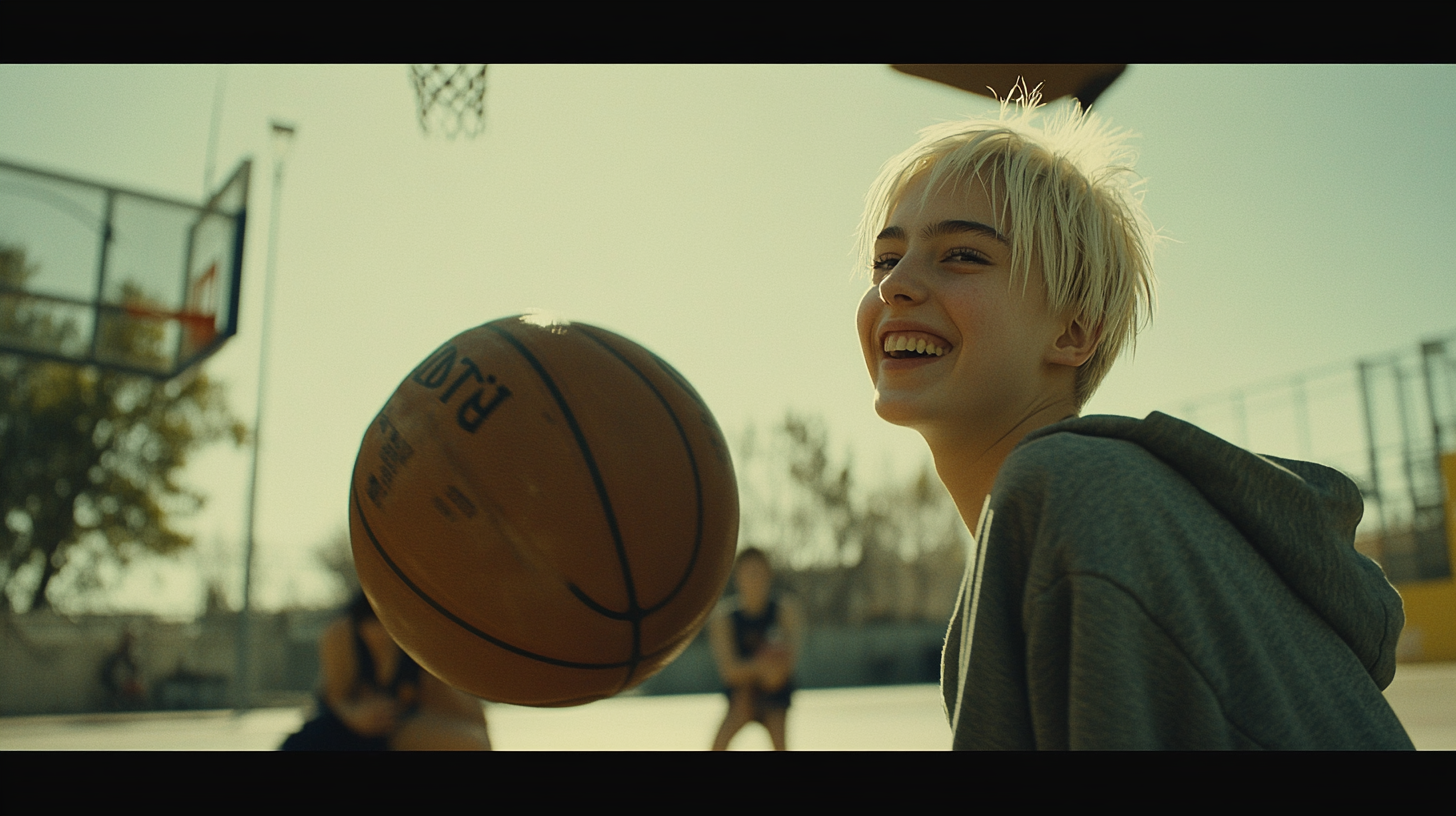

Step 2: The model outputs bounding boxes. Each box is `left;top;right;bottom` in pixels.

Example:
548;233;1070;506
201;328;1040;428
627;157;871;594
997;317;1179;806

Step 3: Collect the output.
0;610;945;715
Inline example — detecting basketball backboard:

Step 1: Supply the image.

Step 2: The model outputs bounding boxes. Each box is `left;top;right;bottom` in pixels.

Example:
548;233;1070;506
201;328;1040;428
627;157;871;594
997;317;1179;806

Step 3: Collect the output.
0;158;249;378
891;65;1127;108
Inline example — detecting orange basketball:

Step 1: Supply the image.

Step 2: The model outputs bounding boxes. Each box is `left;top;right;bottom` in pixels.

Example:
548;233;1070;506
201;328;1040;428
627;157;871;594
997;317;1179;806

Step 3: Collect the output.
349;316;739;706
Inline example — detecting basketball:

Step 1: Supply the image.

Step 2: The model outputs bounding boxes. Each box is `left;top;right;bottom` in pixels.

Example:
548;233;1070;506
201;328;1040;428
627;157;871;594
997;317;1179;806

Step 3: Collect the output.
348;315;739;707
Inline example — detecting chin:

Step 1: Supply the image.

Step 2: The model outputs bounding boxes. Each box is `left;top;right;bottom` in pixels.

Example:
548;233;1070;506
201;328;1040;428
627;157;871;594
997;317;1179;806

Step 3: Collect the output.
872;393;924;428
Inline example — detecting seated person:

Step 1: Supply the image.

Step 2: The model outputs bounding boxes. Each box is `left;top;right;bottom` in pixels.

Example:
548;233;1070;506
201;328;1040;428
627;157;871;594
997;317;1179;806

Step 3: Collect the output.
709;548;803;751
282;591;491;750
99;630;146;710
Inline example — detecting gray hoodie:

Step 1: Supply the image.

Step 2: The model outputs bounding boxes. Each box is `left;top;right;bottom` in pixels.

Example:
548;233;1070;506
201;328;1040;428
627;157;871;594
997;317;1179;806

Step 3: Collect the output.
941;412;1413;749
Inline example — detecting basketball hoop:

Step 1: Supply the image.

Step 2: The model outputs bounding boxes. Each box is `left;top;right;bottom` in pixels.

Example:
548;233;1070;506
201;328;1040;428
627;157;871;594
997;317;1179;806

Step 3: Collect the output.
409;64;488;138
121;303;219;355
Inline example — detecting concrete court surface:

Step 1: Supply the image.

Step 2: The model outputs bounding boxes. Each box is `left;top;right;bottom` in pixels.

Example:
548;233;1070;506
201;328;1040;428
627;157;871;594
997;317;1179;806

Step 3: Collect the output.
1;664;1453;750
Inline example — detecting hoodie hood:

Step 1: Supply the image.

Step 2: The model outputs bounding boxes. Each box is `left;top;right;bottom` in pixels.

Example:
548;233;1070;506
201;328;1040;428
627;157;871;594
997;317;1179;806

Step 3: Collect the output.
1021;411;1404;690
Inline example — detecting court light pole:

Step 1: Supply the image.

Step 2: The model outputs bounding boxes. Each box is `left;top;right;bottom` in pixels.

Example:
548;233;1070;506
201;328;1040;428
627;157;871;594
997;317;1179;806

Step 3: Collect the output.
234;120;296;711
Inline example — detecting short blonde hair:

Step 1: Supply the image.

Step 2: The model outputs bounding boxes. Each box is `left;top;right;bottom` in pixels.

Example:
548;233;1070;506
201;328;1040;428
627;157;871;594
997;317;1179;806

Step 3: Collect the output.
857;86;1156;408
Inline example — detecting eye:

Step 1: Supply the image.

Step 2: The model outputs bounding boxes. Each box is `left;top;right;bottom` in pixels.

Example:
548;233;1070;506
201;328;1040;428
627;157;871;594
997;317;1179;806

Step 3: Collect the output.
944;247;992;265
871;253;900;283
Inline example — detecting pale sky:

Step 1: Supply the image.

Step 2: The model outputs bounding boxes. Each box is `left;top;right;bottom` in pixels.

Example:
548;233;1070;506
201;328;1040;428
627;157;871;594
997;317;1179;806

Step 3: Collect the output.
2;64;1452;616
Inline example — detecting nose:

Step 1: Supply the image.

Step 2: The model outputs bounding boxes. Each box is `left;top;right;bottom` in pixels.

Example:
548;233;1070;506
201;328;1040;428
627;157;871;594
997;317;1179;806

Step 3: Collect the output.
877;256;928;306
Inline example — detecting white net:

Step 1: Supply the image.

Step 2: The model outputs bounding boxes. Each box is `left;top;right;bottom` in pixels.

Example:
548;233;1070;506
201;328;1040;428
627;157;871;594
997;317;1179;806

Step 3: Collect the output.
409;64;488;138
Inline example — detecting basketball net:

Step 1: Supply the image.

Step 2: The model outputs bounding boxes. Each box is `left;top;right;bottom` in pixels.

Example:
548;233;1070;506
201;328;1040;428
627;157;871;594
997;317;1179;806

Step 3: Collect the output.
409;65;488;139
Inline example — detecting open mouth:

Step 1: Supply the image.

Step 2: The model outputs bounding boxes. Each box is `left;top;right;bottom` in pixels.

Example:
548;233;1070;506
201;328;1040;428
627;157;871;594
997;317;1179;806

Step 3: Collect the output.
882;332;950;360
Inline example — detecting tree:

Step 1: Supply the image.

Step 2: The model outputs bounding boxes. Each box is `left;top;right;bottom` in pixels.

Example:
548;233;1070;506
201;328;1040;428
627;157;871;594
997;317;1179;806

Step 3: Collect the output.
0;244;246;612
735;411;966;625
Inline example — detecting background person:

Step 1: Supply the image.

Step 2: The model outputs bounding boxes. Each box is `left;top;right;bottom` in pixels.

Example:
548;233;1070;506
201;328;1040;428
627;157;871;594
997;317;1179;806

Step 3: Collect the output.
709;547;803;751
281;591;491;750
99;629;146;711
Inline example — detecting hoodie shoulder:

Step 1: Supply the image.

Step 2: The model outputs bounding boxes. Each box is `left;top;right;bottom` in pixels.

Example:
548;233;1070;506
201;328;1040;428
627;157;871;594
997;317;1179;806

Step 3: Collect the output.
999;412;1404;691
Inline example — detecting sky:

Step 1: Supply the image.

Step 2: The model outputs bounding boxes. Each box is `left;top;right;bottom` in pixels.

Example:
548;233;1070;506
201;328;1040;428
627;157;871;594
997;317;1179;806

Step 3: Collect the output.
1;64;1453;616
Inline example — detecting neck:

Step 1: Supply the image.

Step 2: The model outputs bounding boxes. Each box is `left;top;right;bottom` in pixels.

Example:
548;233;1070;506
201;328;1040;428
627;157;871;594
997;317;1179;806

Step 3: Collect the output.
922;397;1078;531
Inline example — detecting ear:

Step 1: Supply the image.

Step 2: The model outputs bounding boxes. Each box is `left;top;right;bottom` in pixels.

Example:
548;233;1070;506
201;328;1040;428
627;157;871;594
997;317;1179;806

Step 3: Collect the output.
1047;314;1101;369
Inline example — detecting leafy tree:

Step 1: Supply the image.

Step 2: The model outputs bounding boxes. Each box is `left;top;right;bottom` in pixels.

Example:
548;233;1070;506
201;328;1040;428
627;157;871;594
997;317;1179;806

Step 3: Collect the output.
736;412;966;625
0;244;246;612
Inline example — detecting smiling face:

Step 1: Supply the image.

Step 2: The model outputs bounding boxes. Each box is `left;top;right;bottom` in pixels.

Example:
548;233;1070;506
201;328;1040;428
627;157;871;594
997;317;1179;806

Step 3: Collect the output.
856;173;1073;442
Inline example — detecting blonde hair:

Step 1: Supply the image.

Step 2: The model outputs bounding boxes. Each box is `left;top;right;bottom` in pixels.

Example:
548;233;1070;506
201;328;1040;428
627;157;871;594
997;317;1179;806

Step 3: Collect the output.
857;85;1156;408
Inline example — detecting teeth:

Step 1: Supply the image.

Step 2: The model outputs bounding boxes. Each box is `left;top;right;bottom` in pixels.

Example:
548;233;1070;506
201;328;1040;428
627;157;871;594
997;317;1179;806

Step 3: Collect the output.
881;334;947;357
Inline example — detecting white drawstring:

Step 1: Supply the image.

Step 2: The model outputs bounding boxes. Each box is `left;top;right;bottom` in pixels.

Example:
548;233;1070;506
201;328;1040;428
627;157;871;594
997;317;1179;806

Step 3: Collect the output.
949;494;993;738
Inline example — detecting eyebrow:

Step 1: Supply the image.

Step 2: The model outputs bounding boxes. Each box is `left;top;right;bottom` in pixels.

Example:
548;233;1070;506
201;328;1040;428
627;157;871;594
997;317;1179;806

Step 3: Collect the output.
876;220;1009;246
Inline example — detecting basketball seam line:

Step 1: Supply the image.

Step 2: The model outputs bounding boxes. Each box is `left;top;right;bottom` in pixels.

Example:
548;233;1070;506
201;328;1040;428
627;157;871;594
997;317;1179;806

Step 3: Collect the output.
351;485;633;671
566;582;634;620
486;322;645;683
486;323;642;616
576;326;706;619
576;326;715;696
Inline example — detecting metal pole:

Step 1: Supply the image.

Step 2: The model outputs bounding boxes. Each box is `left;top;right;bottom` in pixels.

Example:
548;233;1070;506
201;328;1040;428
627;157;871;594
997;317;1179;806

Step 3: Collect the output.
1418;340;1453;580
1357;360;1385;532
1393;363;1420;534
1422;340;1447;454
1233;390;1248;449
1292;376;1312;461
234;120;295;711
203;66;228;197
88;191;115;362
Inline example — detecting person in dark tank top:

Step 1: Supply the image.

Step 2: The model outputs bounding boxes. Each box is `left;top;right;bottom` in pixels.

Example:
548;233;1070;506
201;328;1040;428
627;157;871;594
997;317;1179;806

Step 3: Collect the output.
282;591;492;750
709;547;804;750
